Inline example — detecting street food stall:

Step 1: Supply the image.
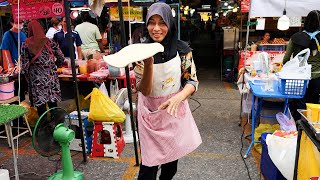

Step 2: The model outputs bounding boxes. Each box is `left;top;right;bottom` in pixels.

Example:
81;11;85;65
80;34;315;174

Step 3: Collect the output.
239;0;320;179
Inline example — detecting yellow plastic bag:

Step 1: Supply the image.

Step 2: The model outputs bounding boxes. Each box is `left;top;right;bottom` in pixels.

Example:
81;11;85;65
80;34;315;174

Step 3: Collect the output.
84;88;125;122
254;123;280;154
297;132;320;179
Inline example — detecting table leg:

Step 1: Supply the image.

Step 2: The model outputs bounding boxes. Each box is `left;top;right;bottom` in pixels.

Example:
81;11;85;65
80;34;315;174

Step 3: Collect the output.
7;122;19;180
4;124;11;147
293;121;302;180
244;93;256;158
23;115;32;136
283;98;289;116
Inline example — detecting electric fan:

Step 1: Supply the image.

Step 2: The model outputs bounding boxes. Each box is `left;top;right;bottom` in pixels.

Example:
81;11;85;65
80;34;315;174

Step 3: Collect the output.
32;107;83;180
115;88;138;143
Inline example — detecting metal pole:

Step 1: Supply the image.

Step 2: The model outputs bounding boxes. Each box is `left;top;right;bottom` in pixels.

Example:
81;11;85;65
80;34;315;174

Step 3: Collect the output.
63;0;87;163
117;0;140;166
240;13;243;49
128;0;132;44
239;2;252;124
8;123;19;180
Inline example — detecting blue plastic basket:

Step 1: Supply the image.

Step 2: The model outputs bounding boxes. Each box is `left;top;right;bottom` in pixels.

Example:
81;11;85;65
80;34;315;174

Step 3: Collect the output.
279;78;308;96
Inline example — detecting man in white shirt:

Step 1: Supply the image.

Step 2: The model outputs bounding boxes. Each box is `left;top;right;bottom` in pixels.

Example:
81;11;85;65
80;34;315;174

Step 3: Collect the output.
46;17;61;39
75;11;104;59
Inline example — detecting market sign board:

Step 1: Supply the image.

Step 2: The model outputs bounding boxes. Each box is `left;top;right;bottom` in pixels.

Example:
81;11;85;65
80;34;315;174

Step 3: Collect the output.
241;0;250;13
10;0;64;21
110;6;143;22
0;5;11;16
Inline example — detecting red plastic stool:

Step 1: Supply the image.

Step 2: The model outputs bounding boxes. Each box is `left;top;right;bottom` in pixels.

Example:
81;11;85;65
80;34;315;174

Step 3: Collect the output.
90;122;104;157
90;122;125;158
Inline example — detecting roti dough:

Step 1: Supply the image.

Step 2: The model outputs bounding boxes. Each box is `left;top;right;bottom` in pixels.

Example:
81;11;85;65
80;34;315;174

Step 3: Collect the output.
103;43;164;68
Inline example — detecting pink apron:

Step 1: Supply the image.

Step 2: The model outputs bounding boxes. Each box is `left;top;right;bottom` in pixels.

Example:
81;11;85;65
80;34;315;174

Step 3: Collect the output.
138;53;202;166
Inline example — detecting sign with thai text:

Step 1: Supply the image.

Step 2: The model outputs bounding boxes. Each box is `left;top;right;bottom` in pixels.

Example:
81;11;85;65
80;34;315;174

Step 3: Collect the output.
10;0;64;21
110;6;143;22
241;0;250;13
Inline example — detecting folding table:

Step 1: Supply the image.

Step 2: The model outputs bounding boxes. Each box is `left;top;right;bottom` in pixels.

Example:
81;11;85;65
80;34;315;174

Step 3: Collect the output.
0;104;28;180
244;80;304;158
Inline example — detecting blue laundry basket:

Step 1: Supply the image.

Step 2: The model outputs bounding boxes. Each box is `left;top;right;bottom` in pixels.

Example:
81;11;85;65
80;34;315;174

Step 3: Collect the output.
260;133;286;180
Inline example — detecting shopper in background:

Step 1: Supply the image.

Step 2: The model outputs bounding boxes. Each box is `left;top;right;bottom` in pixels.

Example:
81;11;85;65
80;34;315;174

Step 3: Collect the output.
75;11;104;60
216;12;230;31
21;20;64;117
0;16;28;101
1;16;27;70
256;32;272;45
134;2;202;180
283;10;320;120
46;17;61;39
53;17;82;60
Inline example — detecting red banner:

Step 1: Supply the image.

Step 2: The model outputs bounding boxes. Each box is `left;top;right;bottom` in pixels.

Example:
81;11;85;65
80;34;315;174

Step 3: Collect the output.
11;0;64;21
241;0;250;13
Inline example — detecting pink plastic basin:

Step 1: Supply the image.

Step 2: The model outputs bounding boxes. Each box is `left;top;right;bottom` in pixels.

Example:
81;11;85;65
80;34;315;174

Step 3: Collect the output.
0;81;14;101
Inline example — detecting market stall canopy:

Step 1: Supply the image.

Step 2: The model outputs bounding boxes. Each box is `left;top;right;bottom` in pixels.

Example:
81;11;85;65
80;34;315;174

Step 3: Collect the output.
249;0;320;18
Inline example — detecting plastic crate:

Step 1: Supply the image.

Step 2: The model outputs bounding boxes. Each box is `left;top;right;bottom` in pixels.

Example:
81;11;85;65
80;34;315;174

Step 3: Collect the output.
279;78;308;96
258;45;286;51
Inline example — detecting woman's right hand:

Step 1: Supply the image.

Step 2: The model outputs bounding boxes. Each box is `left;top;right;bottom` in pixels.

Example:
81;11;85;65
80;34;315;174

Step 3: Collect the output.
139;56;154;96
143;57;154;67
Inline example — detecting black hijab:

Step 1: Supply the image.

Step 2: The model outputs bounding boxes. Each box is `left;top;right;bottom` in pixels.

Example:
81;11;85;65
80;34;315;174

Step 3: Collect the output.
291;10;320;50
146;2;191;64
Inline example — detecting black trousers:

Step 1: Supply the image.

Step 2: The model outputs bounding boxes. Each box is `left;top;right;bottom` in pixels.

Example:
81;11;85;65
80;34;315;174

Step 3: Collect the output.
138;160;178;180
14;74;28;102
290;77;320;120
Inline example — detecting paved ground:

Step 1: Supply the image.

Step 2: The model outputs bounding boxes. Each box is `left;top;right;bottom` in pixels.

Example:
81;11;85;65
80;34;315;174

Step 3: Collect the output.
0;32;263;180
0;66;262;180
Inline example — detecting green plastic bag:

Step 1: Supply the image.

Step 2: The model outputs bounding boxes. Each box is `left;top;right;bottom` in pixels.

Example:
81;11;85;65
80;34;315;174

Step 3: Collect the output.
85;88;125;122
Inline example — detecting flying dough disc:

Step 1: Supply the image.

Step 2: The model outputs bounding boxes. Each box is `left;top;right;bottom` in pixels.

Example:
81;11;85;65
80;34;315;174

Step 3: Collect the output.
103;43;164;68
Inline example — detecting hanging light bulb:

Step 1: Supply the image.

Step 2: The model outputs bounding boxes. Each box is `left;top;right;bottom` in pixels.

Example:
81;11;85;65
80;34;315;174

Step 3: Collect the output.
232;8;238;13
171;8;176;17
277;10;290;30
224;2;228;6
277;0;289;31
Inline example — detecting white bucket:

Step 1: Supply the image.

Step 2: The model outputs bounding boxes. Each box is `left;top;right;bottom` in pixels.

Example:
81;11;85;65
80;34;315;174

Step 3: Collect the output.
0;169;10;180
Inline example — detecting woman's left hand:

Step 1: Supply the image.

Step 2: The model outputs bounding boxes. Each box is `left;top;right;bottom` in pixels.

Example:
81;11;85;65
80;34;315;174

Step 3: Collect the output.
158;93;185;117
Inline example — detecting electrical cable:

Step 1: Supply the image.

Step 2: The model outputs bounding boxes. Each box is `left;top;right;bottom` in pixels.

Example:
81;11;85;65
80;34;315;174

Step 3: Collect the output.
48;155;61;173
240;113;252;180
191;95;252;179
189;97;201;113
